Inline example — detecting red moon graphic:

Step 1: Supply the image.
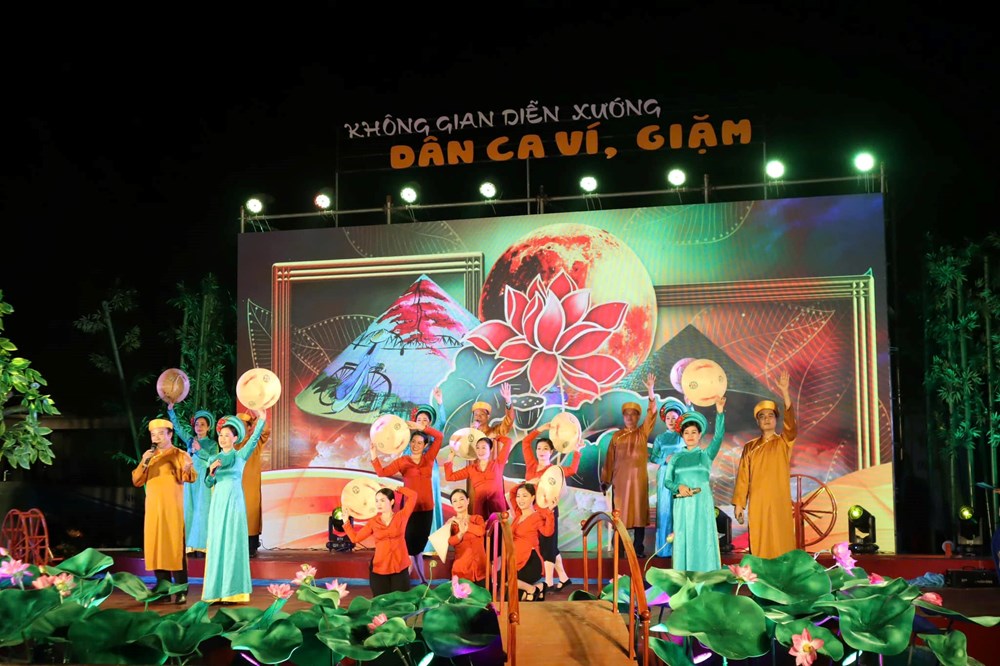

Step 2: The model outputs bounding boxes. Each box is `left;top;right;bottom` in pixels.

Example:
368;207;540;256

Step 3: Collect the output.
479;223;656;388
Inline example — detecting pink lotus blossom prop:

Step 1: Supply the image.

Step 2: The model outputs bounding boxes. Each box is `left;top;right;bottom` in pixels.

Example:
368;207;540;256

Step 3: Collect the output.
267;583;293;600
451;575;472;599
867;573;885;585
325;579;350;599
368;613;388;632
292;564;318;586
918;591;943;606
465;271;628;396
831;542;857;572
728;564;758;583
789;628;824;666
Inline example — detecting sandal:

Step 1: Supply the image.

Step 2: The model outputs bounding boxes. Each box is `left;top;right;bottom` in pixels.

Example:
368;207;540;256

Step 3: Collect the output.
534;584;546;602
552;580;568;591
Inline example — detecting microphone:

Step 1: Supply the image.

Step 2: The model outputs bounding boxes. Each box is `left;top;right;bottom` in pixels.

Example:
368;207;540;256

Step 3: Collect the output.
675;487;702;498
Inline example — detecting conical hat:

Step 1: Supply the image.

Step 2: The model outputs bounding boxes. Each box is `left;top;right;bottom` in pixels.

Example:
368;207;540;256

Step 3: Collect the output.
156;368;190;404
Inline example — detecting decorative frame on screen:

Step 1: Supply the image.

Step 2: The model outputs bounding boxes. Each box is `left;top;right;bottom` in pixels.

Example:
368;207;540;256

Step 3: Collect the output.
268;253;485;468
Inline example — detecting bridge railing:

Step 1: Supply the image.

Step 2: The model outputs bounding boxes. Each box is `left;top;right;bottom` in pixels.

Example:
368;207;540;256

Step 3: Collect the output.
485;511;520;666
580;509;650;664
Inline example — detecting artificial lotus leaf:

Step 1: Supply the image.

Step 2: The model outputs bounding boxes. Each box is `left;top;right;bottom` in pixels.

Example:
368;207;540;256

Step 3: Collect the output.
913;600;1000;627
289;626;343;666
421;604;500;658
740;550;831;605
650;636;694;666
646;567;696;596
65;608;165;665
918;629;969;666
296;583;347;609
73;572;115;606
773;618;845;661
164;599;213;625
316;619;387;662
369;589;420;616
666;582;701;610
108;571;179;604
287;606;324;630
826;565;870;592
214;604;266;631
25;599;87;641
153;617;223;657
0;586;61;647
229;617;304;664
241;598;291;633
441;578;492;606
47;547;114;578
666;590;769;659
824;592;916;654
363;616;416;649
568;589;598;601
347;594;373;615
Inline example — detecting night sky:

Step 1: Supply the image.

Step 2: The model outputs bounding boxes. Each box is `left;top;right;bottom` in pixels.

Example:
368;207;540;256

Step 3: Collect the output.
2;6;995;417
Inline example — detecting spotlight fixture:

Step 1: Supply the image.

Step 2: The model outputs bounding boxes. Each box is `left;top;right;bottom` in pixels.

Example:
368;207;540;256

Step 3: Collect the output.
314;193;332;210
245;197;264;214
667;169;686;187
327;506;353;553
716;506;733;553
479;181;497;199
853;152;876;173
765;160;785;180
957;505;984;556
579;176;598;193
847;504;878;554
400;186;418;205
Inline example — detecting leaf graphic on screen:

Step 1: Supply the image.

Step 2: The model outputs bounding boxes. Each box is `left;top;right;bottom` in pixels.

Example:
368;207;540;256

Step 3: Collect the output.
761;304;838;373
624;200;753;244
342;221;466;257
293;315;375;376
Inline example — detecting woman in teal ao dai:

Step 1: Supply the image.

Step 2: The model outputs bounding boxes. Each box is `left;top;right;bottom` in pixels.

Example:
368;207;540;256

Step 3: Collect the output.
663;397;726;572
167;404;218;555
650;397;690;557
202;409;266;604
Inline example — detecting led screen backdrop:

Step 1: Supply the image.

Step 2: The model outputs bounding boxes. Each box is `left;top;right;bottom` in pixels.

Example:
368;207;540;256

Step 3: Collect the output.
236;193;895;553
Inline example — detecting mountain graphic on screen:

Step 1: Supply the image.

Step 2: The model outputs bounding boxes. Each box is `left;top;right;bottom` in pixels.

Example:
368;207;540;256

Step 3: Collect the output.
295;274;481;424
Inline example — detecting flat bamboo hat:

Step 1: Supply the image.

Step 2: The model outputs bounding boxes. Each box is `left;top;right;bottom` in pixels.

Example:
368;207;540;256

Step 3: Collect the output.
156;368;190;404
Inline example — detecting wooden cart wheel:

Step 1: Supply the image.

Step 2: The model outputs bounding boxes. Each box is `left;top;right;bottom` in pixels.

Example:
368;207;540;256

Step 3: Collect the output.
1;508;51;565
791;474;837;550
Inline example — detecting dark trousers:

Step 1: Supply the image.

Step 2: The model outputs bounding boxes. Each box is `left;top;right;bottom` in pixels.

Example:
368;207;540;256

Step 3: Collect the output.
370;561;411;597
153;558;188;587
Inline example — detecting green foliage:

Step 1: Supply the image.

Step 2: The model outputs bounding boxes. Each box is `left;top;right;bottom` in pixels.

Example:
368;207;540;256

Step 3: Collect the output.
0;290;60;471
162;274;236;425
0;550;501;665
923;233;1000;528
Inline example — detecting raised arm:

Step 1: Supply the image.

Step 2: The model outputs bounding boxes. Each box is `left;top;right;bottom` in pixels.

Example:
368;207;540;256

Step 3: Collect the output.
167;405;195;448
422;426;444;464
521;427;541;476
237;411;268;462
372;454;402;478
396;486;418;523
777;370;796;445
640;374;658;438
706;397;727;461
444;452;470;482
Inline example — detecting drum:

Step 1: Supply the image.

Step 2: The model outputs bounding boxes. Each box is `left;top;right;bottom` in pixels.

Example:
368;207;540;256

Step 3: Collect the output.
156;368;190;404
449;427;487;460
549;411;582;454
340;477;382;521
370;414;410;456
536;464;565;509
236;367;282;410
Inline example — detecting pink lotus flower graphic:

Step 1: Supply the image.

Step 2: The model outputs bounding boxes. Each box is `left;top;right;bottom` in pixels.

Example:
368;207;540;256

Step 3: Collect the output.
465;270;628;396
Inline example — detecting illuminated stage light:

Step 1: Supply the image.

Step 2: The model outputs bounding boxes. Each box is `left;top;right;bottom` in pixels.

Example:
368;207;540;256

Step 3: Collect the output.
245;197;264;214
314;193;332;210
479;181;497;199
957;505;984;556
667;169;686;187
327;506;353;553
853;152;876;173
848;504;878;554
400;186;418;204
579;176;598;193
765;160;785;180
